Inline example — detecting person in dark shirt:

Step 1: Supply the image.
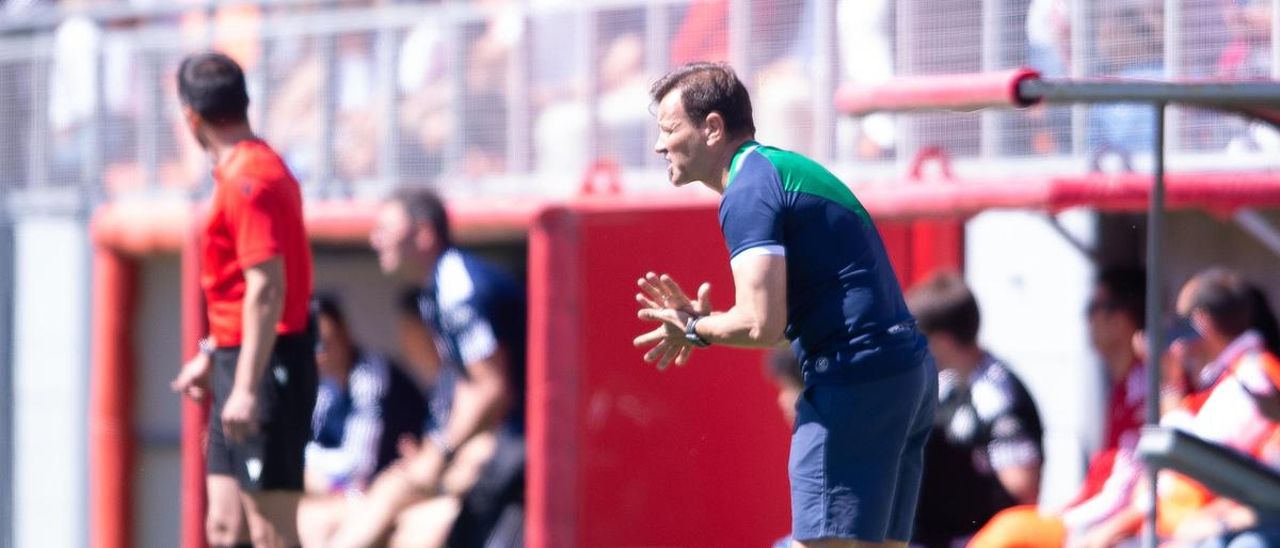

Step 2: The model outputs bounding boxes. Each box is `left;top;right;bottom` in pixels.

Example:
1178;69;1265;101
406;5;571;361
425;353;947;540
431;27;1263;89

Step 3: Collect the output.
328;188;525;548
634;62;936;548
907;272;1044;548
305;293;425;493
298;293;426;548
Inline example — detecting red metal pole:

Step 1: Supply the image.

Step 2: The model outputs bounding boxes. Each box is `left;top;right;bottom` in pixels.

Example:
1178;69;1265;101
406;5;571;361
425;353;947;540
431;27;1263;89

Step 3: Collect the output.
89;247;137;548
835;68;1041;116
181;218;209;548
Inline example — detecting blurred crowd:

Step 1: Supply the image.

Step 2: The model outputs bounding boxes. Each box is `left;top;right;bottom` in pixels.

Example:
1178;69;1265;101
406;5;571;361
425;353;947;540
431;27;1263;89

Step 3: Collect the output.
1;0;1276;198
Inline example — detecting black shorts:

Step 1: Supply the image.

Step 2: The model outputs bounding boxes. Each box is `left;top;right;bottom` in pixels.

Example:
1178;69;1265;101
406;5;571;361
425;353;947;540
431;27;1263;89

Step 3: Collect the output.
447;431;526;548
207;332;318;492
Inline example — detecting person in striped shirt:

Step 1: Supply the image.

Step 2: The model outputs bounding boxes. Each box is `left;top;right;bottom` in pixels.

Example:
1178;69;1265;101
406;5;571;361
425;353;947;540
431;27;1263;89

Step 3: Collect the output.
298;293;425;547
305;293;425;495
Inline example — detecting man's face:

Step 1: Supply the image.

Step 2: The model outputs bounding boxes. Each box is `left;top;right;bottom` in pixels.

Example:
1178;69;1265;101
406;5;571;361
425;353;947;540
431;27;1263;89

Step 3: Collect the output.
1086;285;1130;353
370;201;416;279
315;314;345;379
653;89;710;186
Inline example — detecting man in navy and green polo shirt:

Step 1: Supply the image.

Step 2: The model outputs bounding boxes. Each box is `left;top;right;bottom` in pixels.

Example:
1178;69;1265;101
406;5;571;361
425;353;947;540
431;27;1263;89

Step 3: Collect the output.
634;62;937;548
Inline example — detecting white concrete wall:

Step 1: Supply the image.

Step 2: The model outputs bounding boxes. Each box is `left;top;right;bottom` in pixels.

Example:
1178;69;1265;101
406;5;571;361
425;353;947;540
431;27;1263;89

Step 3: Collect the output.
12;217;90;548
311;248;406;356
133;255;182;548
966;210;1101;509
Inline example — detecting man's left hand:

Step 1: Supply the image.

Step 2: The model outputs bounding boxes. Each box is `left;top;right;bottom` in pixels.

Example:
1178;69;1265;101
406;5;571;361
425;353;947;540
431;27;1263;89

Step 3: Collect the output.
633;272;715;370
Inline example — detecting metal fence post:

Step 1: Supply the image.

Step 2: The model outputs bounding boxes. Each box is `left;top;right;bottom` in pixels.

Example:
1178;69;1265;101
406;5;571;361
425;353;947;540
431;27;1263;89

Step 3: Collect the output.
1142;101;1168;548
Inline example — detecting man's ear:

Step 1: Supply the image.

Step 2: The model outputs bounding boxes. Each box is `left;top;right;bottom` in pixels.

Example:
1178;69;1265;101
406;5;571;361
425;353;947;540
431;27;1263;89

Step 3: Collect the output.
182;105;203;132
703;112;726;145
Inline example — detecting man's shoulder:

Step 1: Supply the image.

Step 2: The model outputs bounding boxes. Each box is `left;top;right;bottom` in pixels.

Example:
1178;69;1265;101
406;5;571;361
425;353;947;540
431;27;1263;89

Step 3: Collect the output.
754;146;828;178
435;249;522;310
216;140;297;191
970;356;1033;419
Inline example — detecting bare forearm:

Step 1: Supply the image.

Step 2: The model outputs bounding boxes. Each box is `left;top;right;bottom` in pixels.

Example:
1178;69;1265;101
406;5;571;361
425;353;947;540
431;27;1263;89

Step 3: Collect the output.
442;379;507;451
235;276;283;392
694;307;785;348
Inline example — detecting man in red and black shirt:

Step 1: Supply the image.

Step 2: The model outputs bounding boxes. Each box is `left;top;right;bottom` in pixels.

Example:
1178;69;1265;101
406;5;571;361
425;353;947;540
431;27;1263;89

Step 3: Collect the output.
170;51;316;548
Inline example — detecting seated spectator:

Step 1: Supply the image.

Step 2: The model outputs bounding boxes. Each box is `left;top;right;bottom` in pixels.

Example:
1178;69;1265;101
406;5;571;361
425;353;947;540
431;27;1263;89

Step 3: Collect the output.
298;293;426;548
327;188;525;548
1089;0;1164;156
1169;428;1280;547
1033;268;1280;547
306;293;426;494
968;267;1157;547
906;273;1045;548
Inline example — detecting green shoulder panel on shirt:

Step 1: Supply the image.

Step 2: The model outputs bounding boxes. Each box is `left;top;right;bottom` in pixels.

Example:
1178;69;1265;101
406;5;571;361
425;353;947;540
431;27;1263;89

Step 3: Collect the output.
756;146;870;221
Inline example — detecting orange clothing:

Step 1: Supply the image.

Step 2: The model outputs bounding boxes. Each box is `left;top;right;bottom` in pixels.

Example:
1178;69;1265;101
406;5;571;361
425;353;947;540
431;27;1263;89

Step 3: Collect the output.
968;505;1067;548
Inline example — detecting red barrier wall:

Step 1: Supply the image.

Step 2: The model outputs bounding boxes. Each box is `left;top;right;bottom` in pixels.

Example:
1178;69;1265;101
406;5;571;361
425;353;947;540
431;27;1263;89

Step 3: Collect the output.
89;249;137;548
527;199;962;548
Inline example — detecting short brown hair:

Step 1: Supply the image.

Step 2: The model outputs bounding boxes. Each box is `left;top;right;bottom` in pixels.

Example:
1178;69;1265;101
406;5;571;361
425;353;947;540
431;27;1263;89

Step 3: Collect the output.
906;272;981;346
649;62;755;138
177;52;250;125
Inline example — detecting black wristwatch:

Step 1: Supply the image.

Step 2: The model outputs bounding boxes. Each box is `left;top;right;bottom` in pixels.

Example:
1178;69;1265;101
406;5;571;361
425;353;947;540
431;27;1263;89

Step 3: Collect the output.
685;315;711;348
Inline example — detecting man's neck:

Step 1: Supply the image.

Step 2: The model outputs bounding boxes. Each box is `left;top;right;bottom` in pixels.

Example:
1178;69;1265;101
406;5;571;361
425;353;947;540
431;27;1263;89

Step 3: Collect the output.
204;124;257;166
707;135;756;194
415;247;446;287
949;345;987;377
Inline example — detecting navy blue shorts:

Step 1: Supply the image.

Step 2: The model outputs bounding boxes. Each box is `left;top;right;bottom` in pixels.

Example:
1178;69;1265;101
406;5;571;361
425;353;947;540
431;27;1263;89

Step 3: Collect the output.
789;355;937;542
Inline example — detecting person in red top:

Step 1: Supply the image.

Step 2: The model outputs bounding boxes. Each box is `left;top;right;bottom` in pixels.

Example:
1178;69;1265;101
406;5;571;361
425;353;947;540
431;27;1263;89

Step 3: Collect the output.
170;51;316;548
968;267;1152;547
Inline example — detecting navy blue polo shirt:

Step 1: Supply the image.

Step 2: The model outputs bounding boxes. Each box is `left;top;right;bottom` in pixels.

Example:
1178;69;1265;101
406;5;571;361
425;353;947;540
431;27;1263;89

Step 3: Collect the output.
719;141;926;381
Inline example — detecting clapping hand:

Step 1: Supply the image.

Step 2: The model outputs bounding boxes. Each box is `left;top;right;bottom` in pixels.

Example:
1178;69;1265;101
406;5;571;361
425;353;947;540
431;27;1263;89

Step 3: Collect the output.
633;272;712;370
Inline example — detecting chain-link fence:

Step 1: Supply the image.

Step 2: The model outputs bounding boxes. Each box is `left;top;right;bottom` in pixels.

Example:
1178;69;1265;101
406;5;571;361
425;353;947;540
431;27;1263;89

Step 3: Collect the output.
0;0;1278;203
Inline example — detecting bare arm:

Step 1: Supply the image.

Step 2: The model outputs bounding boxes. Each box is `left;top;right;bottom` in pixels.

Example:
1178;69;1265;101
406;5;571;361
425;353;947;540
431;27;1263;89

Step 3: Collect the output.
632;260;787;368
397;307;441;388
235;257;285;393
440;347;511;453
220;257;284;443
692;255;789;348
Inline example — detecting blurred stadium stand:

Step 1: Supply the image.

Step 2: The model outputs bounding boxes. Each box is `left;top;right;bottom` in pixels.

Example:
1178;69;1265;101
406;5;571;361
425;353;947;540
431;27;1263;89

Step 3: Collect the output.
0;0;1276;204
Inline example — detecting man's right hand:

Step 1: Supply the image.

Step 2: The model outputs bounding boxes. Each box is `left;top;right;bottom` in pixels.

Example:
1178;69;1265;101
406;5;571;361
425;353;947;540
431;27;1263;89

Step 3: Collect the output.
171;353;212;402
